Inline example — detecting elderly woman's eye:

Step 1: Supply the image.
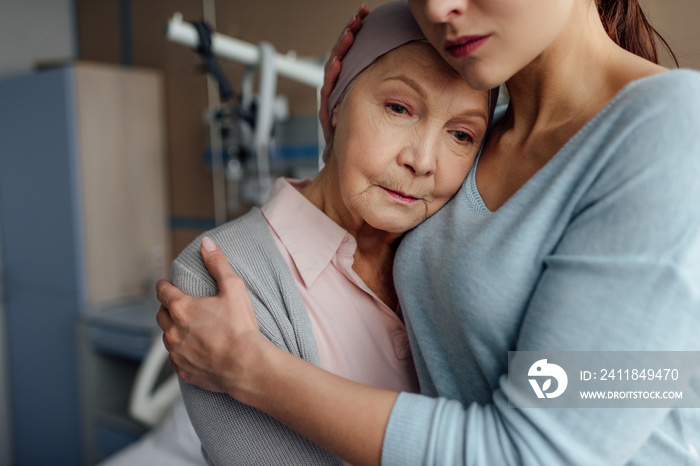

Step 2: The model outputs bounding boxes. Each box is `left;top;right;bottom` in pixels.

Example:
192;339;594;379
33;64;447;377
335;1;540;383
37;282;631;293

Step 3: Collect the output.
451;130;474;143
386;103;408;114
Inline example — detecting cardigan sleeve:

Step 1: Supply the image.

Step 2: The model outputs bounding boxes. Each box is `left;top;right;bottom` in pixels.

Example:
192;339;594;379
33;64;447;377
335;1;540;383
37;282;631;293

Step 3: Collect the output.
171;211;341;466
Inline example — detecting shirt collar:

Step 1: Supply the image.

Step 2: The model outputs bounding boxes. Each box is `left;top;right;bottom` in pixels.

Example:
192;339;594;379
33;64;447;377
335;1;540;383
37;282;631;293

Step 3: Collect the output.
261;178;355;287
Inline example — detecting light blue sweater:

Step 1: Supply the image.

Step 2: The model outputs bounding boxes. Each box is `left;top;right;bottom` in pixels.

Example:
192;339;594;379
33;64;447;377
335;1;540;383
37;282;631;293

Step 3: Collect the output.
385;70;700;465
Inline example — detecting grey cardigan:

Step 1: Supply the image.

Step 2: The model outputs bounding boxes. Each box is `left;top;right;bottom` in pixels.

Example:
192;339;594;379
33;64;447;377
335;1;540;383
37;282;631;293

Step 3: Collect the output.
171;208;341;465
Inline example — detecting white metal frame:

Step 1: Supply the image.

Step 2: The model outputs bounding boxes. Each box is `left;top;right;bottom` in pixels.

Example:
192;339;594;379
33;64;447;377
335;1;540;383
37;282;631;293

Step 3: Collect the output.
165;13;324;88
166;11;326;209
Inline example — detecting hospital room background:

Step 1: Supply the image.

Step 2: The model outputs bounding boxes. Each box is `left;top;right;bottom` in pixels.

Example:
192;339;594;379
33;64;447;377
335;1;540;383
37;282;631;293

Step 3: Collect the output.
0;0;698;465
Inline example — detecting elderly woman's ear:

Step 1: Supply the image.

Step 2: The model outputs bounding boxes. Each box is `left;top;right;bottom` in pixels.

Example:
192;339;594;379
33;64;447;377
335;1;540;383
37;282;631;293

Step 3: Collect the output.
331;106;339;129
322;107;339;163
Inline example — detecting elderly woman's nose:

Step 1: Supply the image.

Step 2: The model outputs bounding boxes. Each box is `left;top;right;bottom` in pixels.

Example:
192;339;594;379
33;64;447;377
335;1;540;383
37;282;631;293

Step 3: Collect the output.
421;0;468;23
397;141;437;176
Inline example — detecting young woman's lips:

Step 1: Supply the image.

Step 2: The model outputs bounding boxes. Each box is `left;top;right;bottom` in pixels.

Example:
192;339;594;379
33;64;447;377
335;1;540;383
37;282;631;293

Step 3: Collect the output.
444;35;490;59
381;186;419;204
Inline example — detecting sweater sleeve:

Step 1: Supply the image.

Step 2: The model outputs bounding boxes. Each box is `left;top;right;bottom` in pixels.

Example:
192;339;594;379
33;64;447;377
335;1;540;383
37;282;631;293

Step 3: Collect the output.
382;74;700;465
171;212;341;466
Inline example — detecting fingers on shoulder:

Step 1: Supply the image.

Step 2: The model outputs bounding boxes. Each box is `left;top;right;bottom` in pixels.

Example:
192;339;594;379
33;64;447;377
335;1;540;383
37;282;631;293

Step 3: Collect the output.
158;305;184;350
155;277;180;300
201;246;231;274
156;283;191;324
199;241;249;294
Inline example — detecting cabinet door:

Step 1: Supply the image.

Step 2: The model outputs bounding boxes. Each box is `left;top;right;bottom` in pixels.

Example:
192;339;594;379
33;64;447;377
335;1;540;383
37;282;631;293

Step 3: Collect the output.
75;63;170;307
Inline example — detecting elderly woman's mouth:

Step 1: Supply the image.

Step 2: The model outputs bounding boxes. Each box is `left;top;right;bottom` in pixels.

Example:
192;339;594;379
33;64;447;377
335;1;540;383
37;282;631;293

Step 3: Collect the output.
380;186;420;203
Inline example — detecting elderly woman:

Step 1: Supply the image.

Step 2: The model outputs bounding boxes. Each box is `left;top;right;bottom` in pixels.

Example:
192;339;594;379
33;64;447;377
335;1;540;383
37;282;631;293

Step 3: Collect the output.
166;2;490;464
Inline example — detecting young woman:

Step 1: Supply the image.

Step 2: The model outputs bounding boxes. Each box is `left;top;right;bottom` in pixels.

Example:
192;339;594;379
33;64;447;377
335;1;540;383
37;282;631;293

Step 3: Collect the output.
157;0;700;464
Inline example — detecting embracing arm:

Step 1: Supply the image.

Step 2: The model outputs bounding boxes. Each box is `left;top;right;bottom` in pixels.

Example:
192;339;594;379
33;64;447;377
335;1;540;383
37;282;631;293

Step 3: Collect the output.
238;334;398;465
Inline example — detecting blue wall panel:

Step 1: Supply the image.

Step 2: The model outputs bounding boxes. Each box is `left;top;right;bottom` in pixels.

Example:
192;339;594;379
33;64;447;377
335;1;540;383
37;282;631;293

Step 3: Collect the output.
0;67;84;465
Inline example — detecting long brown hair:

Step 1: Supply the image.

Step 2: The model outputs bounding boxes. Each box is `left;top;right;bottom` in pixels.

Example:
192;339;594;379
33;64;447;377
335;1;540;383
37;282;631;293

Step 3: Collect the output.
596;0;678;66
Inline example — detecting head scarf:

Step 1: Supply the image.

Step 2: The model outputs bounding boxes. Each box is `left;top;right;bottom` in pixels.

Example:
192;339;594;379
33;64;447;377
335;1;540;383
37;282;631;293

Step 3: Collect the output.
326;0;500;143
327;1;425;116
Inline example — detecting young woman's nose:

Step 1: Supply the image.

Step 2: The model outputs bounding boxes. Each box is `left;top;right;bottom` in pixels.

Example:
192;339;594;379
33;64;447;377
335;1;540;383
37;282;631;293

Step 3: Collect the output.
397;139;437;177
423;0;468;23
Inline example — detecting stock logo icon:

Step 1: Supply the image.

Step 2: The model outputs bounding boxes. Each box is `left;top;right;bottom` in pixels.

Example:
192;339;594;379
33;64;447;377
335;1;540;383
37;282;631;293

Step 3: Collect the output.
528;359;568;399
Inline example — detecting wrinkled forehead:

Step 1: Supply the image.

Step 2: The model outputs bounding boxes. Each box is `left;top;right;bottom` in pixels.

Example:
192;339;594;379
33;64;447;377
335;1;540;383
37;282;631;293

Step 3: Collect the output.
338;44;494;130
346;42;490;111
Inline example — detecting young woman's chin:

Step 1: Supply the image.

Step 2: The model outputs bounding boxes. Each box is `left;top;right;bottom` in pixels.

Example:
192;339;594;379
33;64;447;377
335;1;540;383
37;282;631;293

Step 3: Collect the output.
447;58;509;92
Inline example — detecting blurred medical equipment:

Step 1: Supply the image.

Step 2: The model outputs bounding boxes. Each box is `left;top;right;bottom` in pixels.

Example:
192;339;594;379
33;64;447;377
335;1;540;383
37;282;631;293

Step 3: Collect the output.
165;12;324;88
166;12;325;222
126;11;326;426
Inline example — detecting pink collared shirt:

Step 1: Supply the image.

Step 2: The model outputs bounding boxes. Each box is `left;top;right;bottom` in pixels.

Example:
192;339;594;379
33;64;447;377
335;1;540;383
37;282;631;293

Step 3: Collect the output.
261;178;419;393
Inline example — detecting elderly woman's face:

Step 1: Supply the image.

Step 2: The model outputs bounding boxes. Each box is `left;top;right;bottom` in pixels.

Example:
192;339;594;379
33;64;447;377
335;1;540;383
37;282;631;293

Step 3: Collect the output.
330;42;489;234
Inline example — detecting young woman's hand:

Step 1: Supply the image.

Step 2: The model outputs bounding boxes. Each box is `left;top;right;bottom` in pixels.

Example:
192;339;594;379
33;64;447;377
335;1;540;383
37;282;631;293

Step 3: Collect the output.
156;237;267;400
319;4;369;155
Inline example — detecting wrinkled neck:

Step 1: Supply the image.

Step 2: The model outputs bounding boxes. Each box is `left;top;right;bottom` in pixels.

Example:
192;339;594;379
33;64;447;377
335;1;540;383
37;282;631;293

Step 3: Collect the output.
299;162;402;254
299;162;401;309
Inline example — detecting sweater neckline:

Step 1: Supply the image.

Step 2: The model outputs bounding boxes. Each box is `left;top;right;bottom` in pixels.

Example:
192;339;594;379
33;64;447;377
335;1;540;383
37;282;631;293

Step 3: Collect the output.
464;69;679;215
